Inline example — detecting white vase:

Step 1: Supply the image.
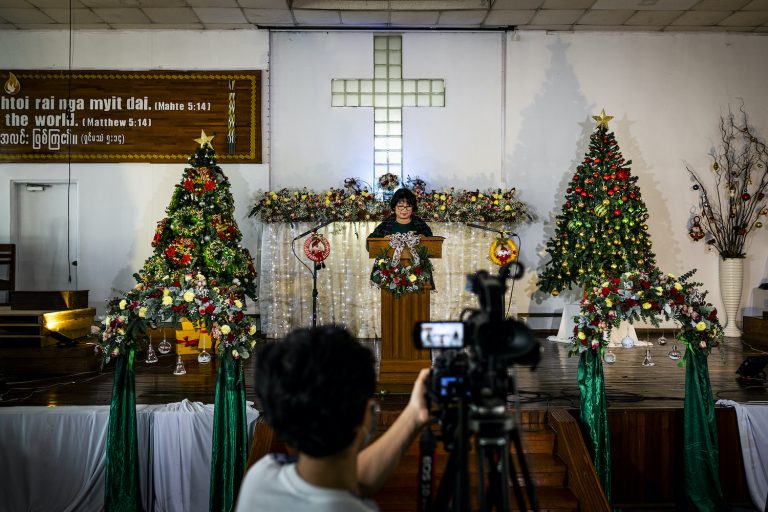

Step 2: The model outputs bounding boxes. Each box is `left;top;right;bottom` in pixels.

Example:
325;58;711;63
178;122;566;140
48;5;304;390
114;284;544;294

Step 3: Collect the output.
718;257;744;337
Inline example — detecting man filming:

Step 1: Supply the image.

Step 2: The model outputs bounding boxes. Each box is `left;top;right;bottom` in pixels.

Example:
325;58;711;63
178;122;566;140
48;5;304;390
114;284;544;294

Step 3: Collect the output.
236;325;430;511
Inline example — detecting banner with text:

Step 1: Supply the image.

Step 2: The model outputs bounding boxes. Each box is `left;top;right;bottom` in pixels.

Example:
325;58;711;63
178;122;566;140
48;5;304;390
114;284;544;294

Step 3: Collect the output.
0;70;261;163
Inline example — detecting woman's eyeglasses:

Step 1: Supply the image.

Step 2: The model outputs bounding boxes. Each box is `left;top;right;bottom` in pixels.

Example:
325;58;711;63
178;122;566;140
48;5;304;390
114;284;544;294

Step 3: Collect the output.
395;204;413;210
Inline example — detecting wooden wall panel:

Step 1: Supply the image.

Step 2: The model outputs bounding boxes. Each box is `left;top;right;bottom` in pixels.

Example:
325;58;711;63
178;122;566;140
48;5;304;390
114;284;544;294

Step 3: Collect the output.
0;70;261;163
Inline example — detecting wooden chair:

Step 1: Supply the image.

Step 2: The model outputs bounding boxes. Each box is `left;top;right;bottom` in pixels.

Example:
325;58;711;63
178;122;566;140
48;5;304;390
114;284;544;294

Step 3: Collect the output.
0;244;15;306
245;417;291;472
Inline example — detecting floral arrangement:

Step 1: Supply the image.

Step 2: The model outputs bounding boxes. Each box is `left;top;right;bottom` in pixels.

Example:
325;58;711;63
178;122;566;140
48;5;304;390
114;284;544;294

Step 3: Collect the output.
572;268;722;357
378;172;400;191
686;107;768;258
96;270;258;365
370;246;433;298
249;180;534;227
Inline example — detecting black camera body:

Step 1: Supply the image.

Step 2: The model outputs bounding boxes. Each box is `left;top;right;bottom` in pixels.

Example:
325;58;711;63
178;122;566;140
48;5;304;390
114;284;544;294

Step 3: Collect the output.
413;263;540;446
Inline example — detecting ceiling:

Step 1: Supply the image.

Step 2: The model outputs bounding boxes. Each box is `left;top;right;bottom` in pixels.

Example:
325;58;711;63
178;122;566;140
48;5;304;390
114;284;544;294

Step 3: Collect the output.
1;0;767;34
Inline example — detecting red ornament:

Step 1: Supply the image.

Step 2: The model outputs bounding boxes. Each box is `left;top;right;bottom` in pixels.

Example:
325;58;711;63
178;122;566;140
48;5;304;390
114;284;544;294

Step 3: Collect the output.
603;174;610;181
593;172;599;178
613;209;621;216
304;234;331;262
742;193;751;201
581;192;587;197
616;169;629;181
607;190;614;196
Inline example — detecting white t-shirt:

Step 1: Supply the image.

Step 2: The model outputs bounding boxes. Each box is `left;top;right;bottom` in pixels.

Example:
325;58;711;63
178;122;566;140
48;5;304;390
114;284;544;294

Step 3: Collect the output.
235;455;379;512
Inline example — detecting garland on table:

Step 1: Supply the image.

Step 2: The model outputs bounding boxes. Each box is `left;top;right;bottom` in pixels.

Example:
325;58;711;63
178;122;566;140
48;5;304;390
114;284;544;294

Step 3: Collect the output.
249;181;534;227
97;271;259;364
572;267;722;357
370;234;433;298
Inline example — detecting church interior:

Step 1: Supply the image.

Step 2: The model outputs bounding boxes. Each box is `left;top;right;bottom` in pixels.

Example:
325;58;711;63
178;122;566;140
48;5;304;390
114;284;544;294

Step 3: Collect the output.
1;0;768;510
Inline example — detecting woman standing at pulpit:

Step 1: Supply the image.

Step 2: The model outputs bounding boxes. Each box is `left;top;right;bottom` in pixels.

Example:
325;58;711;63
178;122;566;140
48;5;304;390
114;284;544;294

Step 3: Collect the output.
369;188;433;237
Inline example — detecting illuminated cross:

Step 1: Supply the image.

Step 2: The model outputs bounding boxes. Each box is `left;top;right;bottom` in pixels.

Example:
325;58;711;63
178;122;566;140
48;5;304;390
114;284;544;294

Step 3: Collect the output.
332;35;445;186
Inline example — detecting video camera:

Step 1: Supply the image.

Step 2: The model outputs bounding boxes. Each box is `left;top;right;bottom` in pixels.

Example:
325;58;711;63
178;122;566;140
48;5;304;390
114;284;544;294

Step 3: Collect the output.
412;262;540;444
412;262;542;512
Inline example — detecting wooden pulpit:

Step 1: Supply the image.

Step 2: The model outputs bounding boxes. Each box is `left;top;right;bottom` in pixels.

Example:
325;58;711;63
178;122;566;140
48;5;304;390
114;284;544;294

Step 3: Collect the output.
366;236;444;388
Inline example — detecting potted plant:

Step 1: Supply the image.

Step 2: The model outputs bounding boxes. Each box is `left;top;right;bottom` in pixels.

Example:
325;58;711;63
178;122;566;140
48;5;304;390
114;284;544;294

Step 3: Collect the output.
686;107;768;336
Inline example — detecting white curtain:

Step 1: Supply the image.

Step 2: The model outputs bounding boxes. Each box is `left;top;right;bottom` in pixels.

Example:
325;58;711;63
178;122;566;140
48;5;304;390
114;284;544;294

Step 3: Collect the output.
0;401;260;512
258;222;516;338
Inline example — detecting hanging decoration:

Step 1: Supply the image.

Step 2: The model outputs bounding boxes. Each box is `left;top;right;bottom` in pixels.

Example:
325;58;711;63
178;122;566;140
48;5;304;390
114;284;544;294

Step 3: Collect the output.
688;215;705;241
303;233;331;263
488;236;518;266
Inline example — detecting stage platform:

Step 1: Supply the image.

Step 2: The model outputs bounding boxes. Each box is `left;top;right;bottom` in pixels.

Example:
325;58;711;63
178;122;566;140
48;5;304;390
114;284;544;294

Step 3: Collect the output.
1;334;765;408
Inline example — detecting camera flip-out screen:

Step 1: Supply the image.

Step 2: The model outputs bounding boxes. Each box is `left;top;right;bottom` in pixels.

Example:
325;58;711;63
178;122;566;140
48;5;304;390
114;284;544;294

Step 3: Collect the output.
414;321;465;349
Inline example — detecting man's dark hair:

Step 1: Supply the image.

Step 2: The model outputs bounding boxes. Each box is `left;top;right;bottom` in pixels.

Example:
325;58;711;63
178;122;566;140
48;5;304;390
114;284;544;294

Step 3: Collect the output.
254;325;376;458
389;188;419;213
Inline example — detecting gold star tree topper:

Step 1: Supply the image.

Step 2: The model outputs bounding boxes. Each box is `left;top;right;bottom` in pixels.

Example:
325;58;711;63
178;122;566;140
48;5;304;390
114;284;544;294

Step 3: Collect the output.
593;109;613;130
194;130;215;148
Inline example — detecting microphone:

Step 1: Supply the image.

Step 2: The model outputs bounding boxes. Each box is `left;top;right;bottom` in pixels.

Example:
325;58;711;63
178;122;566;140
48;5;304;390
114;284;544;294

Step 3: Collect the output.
465;222;516;237
293;220;333;240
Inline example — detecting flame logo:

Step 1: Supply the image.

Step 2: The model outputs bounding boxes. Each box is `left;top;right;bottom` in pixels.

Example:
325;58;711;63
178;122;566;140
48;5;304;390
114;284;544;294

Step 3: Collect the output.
4;72;20;95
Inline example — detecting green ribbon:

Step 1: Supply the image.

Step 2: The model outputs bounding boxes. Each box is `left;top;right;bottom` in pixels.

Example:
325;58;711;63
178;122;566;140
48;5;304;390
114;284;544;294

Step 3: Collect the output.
577;348;611;502
683;347;726;511
209;352;248;512
105;348;141;512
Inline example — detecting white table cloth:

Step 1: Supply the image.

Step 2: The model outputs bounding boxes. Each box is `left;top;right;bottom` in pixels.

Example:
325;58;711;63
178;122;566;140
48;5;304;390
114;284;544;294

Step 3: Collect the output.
0;400;259;512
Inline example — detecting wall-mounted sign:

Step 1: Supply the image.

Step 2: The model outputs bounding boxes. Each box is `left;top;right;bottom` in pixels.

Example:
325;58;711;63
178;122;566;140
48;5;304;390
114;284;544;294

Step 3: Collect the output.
0;70;261;163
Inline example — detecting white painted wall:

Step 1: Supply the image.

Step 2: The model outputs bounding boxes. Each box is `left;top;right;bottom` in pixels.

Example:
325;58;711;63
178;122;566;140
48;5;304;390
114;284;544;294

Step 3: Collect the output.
502;31;768;326
0;30;270;312
1;29;767;325
270;31;504;190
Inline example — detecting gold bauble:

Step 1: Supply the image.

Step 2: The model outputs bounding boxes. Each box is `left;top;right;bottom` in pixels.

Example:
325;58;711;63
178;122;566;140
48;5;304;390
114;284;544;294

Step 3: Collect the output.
756;221;763;228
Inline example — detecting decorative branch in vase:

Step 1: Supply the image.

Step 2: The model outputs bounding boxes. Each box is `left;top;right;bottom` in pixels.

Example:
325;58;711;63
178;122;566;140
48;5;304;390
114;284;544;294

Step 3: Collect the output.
686;106;768;336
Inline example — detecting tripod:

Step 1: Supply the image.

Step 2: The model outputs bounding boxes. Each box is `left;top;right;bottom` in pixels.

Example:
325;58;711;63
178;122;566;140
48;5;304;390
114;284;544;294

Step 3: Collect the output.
425;397;539;512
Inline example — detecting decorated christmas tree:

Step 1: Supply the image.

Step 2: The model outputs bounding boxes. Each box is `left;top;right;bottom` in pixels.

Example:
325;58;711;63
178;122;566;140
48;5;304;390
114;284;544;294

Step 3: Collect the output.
538;111;656;295
98;132;259;512
138;130;257;299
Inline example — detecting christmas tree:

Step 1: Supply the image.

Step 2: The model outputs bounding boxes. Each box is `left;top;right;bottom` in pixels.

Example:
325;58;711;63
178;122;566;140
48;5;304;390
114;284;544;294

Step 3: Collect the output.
538;111;656;296
99;131;258;361
137;130;257;299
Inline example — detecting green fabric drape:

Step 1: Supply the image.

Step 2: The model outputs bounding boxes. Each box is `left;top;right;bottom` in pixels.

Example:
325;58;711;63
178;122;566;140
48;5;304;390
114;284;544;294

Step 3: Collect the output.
577;348;611;502
105;348;142;512
683;347;726;511
209;352;248;512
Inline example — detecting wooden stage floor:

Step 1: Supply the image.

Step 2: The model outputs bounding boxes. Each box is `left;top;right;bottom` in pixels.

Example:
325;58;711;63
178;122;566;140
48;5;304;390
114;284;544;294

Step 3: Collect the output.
1;335;766;409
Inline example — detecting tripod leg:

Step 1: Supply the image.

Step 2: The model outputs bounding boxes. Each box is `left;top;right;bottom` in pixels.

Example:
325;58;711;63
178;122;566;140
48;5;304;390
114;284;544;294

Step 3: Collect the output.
506;446;527;511
434;447;457;511
509;429;539;511
482;446;511;512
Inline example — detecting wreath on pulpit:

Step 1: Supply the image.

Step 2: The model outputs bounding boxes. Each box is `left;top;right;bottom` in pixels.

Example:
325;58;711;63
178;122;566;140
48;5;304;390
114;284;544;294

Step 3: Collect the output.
370;233;433;298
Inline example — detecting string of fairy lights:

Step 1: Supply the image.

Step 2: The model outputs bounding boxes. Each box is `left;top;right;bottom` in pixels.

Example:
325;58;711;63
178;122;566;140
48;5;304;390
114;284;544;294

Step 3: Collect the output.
257;222;514;340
